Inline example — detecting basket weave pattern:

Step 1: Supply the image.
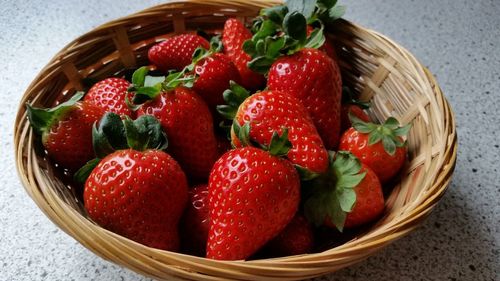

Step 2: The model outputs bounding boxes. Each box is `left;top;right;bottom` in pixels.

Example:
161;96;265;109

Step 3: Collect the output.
14;1;457;280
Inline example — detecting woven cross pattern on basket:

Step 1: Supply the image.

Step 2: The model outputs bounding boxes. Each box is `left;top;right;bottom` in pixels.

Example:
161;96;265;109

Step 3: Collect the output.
14;1;457;280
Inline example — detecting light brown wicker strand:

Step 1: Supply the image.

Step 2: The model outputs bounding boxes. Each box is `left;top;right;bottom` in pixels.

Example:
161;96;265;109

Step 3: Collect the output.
14;1;457;280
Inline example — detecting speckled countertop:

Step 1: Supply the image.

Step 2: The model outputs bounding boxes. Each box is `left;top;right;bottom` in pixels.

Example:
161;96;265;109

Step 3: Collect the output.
1;0;499;280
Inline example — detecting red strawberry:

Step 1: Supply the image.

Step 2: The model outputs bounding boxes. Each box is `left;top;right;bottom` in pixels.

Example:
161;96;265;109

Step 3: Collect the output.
342;164;384;228
267;215;314;256
268;48;342;149
26;93;104;171
304;151;384;230
222;18;265;91
192;52;241;109
220;86;328;174
136;87;218;180
148;34;209;72
339;116;410;183
207;146;300;260
82;114;188;250
84;77;134;117
181;184;209;256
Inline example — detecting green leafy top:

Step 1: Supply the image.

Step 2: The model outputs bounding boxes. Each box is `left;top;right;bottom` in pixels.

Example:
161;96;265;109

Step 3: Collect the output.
26;92;84;140
231;121;292;157
127;36;224;106
243;0;345;74
74;113;168;182
350;113;412;156
342;86;370;109
303;151;366;231
216;81;251;120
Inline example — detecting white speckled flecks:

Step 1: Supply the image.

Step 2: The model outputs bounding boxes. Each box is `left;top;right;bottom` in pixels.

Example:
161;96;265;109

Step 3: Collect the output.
0;0;498;280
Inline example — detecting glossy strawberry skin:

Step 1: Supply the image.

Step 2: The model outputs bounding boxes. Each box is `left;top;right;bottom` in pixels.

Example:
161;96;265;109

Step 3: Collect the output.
206;147;300;260
148;34;209;72
340;104;370;133
193;53;241;109
268;48;342;149
339;128;406;183
136;87;218;180
84;149;188;250
84;78;134;118
181;184;209;256
43;101;104;171
222;18;265;91
233;90;328;174
328;164;384;228
268;215;314;256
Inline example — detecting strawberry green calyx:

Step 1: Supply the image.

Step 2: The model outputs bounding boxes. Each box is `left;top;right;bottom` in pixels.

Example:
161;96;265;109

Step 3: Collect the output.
217;81;251;120
74;112;168;183
244;0;345;74
349;113;411;156
26;92;84;140
232;121;292;157
303;151;366;231
342;86;370;109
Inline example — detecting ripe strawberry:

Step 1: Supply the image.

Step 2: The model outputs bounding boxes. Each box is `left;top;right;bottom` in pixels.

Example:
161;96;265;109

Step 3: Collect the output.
192;52;241;109
136;87;218;181
180;184;209;256
26;93;104;171
339;116;411;183
267;215;314;256
340;87;371;133
207;146;300;260
84;77;134;117
148;34;209;72
81;113;188;250
268;48;342;149
222;18;265;91
218;83;329;175
304;151;384;230
342;164;384;228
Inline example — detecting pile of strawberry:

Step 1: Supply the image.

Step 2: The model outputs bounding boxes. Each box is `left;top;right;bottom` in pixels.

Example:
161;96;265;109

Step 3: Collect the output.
26;0;411;260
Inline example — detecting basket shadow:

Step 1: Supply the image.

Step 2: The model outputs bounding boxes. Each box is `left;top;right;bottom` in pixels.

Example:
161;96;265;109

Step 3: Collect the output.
313;180;497;281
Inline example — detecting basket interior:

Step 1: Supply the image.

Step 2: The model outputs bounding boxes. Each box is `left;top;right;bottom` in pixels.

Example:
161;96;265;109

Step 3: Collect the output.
15;1;456;280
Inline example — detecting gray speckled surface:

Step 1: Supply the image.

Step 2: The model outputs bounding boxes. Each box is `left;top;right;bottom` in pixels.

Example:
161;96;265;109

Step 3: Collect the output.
1;0;499;280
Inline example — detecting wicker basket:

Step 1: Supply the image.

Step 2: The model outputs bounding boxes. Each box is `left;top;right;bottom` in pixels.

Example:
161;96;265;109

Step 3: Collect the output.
14;0;457;280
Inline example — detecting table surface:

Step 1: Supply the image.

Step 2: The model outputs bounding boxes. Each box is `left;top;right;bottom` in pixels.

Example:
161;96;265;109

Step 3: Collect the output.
1;0;499;280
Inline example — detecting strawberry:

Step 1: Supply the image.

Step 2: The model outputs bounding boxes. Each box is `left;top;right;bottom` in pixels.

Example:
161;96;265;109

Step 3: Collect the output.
304;151;384;230
81;113;188;250
207;143;300;260
340;87;371;133
192;52;241;109
129;68;218;181
148;34;209;72
268;48;342;149
339;115;411;183
217;83;329;175
222;18;265;91
84;77;134;117
26;92;104;171
267;215;314;256
180;184;209;256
